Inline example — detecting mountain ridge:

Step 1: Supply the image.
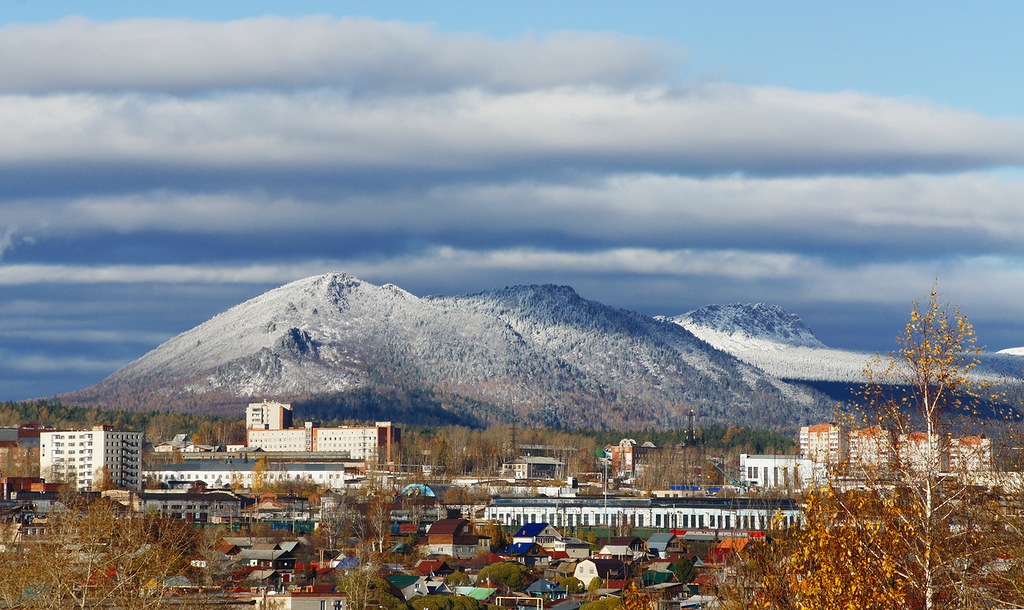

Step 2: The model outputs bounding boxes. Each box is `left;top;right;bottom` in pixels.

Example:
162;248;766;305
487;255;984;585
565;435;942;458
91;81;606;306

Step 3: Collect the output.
58;272;832;430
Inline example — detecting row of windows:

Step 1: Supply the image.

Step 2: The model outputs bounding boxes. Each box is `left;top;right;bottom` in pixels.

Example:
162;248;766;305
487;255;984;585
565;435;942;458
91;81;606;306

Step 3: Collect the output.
492;509;800;531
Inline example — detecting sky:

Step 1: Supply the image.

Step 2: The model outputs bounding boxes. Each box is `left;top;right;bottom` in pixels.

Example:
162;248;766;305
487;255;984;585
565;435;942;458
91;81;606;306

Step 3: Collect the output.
3;1;1024;401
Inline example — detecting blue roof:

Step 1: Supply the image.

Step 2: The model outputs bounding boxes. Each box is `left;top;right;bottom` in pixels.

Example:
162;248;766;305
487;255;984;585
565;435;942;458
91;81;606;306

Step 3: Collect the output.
527;579;565;594
513;522;550;538
504;542;542;556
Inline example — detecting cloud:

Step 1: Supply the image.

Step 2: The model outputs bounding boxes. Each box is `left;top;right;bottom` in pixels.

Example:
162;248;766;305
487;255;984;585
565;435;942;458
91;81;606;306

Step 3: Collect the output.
0;262;334;285
0;353;130;374
2;248;1021;307
0;86;1021;192
0;16;678;95
6;172;1024;262
0;228;14;260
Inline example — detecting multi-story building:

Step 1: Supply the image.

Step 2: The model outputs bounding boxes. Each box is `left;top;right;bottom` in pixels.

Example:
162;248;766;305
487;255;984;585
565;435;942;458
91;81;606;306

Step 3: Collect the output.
898;432;948;475
245;402;399;463
799;423;848;467
949;435;992;474
247;401;294;431
605;439;658;478
848;425;895;473
39;426;142;491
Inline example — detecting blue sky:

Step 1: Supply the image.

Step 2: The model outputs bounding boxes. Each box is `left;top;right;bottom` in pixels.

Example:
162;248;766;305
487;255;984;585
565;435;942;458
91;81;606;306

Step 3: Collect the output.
2;2;1024;400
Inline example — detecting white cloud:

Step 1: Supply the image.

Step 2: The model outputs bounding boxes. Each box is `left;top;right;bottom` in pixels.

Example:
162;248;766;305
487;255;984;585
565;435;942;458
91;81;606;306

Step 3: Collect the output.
0;228;14;260
0;85;1021;176
0;16;677;94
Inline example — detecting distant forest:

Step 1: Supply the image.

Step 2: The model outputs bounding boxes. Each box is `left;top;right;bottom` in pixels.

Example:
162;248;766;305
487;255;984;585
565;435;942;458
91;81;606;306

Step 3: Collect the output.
0;398;795;454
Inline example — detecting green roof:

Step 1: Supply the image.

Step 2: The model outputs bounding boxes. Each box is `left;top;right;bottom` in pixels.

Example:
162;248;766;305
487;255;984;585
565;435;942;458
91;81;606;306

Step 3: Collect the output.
386;574;420;589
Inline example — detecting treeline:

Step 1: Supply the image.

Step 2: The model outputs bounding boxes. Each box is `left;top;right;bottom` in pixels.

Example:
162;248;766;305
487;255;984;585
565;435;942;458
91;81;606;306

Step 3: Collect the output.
585;425;796;455
0;400;243;444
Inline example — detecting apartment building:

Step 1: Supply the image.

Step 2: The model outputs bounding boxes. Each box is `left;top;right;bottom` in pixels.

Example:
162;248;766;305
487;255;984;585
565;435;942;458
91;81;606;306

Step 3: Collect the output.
245;402;399;462
950;435;992;473
799;423;848;467
39;425;143;491
848;425;895;472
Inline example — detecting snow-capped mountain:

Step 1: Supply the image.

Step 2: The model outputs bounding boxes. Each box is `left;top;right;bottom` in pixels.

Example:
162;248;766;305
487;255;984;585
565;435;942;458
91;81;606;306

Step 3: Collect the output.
672;303;826;352
670;303;1024;384
667;303;873;382
60;273;832;430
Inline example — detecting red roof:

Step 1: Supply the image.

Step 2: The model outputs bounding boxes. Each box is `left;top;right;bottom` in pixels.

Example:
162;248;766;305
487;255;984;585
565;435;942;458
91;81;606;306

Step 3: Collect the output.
427;518;469;536
415;559;451;575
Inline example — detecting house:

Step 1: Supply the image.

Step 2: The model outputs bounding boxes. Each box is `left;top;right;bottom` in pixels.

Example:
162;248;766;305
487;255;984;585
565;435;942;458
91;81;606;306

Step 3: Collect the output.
708;537;751;564
452;587;499;602
553;536;591;559
235;548;296;571
848;425;895;473
898;432;948;474
424;518;490;559
130;487;254;523
228;588;347;609
526;578;568;600
512;523;562;550
646;533;686;559
573;558;628;588
595;536;649;561
799;423;848;466
501;456;565;480
414;559;455;578
386;574;429;600
501;542;550;567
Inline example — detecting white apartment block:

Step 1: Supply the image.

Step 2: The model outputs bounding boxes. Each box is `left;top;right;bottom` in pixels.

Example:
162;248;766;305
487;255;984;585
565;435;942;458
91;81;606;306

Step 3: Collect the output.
245;402;399;462
40;426;143;491
898;432;949;475
849;425;895;472
799;423;848;467
950;435;992;473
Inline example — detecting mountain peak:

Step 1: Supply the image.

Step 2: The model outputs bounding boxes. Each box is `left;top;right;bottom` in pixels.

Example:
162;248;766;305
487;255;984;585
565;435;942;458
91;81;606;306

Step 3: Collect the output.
672;302;826;351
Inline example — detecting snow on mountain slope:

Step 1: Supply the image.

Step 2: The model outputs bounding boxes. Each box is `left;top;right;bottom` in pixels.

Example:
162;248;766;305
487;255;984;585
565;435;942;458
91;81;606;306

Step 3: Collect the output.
669;303;1024;384
668;303;871;382
672;303;825;351
66;274;833;429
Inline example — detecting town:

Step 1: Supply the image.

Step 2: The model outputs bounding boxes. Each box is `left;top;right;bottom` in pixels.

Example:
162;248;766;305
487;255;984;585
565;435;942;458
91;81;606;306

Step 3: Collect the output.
0;400;812;609
2;394;1016;609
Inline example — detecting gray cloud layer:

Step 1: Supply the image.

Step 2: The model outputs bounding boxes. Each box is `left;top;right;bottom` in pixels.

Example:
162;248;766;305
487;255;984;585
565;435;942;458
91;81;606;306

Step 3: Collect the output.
2;16;1023;400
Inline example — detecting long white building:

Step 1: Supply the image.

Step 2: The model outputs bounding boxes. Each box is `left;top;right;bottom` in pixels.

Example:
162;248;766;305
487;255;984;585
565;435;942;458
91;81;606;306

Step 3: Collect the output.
39;425;143;491
245;402;399;462
144;460;360;491
486;495;802;536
